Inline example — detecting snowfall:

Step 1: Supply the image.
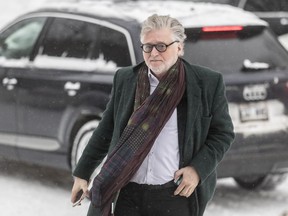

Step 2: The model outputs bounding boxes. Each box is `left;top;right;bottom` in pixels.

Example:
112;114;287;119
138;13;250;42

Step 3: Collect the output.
0;0;288;216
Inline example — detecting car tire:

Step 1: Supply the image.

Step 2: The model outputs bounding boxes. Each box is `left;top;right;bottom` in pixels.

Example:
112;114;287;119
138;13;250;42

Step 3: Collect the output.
234;173;287;190
71;119;100;171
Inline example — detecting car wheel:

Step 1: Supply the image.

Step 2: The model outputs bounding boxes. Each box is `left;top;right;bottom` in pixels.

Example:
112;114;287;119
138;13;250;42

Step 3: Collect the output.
234;173;287;190
71;119;100;171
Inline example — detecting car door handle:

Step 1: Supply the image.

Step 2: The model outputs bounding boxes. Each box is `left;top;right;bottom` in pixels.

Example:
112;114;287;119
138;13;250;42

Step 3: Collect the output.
2;77;18;90
64;81;81;96
280;18;288;26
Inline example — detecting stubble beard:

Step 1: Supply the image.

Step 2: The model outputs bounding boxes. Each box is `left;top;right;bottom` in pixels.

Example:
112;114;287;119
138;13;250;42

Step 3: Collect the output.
147;57;178;77
148;62;167;76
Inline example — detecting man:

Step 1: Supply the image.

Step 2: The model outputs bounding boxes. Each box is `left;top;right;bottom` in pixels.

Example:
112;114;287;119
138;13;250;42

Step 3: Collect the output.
71;14;234;216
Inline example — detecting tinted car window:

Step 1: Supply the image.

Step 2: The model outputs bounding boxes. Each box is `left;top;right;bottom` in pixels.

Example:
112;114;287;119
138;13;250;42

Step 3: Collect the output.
244;0;288;12
39;18;99;59
0;18;46;59
38;17;131;67
97;26;132;67
184;27;288;74
189;0;240;6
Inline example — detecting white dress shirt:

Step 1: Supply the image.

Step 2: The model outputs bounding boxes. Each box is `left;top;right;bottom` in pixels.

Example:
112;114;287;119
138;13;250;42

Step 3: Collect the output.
130;70;180;185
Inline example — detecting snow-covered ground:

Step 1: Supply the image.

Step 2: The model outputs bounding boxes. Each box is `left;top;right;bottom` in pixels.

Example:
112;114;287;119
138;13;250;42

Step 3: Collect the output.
0;1;288;216
1;157;288;216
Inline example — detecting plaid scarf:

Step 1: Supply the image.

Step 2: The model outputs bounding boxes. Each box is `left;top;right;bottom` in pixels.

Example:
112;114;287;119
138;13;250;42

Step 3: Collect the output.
90;58;186;215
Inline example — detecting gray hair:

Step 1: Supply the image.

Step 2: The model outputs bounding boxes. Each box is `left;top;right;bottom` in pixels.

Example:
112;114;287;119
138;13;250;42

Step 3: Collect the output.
140;14;187;44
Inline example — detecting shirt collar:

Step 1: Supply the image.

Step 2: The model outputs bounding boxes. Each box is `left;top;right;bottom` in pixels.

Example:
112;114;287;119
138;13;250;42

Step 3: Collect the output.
148;69;159;87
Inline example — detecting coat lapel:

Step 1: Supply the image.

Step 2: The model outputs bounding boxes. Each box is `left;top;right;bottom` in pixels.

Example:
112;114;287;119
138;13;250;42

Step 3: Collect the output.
121;68;138;123
124;72;137;108
183;62;201;144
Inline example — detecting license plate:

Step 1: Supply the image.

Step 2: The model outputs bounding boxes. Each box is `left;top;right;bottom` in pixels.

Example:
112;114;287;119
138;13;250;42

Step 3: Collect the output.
239;102;268;122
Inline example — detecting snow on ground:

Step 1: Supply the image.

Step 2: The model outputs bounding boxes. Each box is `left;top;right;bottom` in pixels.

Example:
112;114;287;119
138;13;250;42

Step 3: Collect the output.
0;158;88;216
1;157;288;216
205;178;288;216
0;1;288;216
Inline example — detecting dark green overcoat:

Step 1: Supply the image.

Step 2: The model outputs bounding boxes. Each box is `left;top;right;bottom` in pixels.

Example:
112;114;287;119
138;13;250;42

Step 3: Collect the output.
73;59;235;216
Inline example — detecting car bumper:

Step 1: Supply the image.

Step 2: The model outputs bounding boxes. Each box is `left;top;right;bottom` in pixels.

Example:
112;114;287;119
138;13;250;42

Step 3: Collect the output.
217;122;288;178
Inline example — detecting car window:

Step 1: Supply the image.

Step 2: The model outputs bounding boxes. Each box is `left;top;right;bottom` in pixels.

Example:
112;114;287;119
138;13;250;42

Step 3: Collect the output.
0;17;46;59
96;25;132;67
244;0;288;12
189;0;240;7
39;18;99;59
184;27;288;74
37;17;131;69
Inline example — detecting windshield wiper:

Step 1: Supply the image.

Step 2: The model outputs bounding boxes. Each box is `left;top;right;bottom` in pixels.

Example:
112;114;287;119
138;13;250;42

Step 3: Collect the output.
241;59;270;72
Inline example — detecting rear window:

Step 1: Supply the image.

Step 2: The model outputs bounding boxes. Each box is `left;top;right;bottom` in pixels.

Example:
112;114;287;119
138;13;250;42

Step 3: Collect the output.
244;0;288;12
189;0;240;7
183;26;288;74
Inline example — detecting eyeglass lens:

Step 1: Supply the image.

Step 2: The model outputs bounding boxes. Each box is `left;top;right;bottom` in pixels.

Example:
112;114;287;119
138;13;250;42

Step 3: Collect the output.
141;41;179;53
143;44;167;53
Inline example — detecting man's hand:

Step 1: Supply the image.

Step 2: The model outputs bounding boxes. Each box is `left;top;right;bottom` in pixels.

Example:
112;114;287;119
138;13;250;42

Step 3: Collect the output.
71;177;90;204
174;166;200;197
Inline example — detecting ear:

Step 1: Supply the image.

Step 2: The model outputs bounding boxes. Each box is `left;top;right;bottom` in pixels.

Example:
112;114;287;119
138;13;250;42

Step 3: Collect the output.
178;43;184;56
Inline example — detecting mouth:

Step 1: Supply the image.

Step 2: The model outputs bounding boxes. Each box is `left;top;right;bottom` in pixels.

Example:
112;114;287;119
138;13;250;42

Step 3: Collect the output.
150;59;162;63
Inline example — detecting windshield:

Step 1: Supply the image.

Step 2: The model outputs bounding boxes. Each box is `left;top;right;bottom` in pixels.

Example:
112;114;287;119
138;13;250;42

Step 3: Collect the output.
183;27;288;74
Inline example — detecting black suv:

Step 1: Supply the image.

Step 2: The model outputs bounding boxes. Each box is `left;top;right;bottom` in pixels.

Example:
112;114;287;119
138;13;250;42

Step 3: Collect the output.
1;0;288;190
190;0;288;35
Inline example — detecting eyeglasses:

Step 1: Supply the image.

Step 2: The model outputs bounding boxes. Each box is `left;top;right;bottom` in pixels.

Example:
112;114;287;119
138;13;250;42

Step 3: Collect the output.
141;41;179;53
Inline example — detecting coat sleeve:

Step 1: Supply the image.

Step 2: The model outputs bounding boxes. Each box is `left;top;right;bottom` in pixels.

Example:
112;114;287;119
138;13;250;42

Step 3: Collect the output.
72;70;120;181
189;73;235;184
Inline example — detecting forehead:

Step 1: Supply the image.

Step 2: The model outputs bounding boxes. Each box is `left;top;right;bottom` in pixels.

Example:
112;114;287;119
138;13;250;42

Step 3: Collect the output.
142;28;174;43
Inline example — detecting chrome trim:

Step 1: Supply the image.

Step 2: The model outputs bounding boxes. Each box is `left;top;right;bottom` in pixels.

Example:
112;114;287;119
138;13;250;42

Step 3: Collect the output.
2;77;17;90
0;133;16;146
17;135;60;151
238;0;247;9
0;132;60;151
64;81;81;96
243;84;268;101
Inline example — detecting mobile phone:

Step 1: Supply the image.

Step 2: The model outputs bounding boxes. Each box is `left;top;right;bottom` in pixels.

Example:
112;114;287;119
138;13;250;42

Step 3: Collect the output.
72;190;84;207
174;175;183;186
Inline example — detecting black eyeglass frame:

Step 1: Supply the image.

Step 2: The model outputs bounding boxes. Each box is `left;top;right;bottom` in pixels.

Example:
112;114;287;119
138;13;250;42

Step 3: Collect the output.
140;40;179;53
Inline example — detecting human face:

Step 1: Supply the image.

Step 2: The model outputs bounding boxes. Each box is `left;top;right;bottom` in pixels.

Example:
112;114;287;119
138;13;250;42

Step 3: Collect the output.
141;28;183;78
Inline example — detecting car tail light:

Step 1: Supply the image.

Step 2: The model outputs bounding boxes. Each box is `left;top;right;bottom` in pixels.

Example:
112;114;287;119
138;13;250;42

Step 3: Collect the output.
202;26;243;32
199;26;244;40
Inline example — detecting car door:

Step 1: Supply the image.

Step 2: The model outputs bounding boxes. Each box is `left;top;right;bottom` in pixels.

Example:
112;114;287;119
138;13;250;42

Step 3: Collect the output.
3;13;134;165
0;17;46;157
0;61;17;156
12;16;103;157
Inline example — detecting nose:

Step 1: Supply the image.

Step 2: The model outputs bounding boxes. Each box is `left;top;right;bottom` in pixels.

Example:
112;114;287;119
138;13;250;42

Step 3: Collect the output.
150;46;159;56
